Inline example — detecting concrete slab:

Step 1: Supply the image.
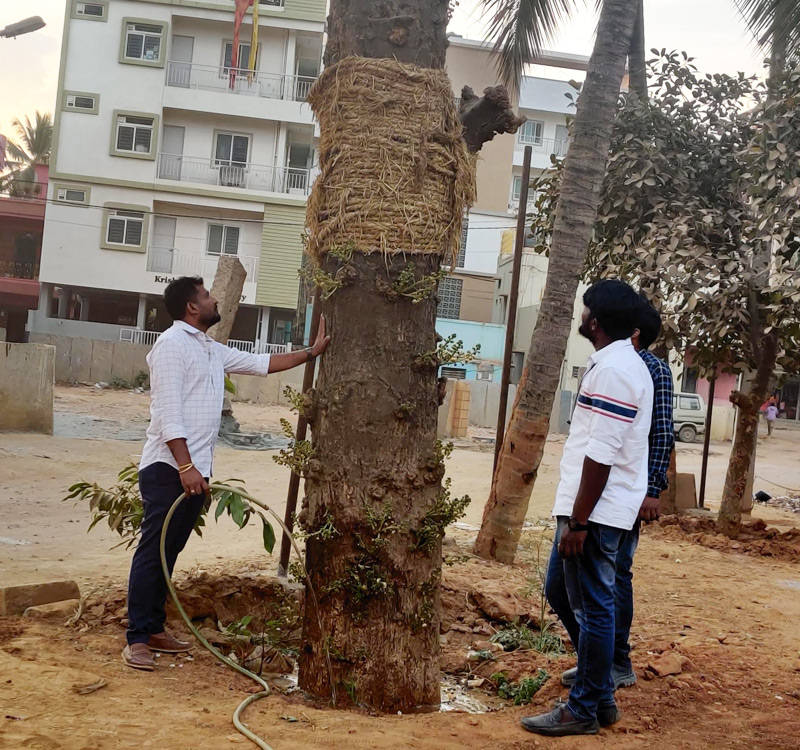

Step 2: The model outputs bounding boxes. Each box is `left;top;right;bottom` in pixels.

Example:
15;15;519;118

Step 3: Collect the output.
0;342;55;434
0;580;80;616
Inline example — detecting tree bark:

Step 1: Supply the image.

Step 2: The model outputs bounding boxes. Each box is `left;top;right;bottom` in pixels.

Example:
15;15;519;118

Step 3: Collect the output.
474;0;638;564
718;17;786;537
717;333;777;537
628;0;647;101
298;0;519;712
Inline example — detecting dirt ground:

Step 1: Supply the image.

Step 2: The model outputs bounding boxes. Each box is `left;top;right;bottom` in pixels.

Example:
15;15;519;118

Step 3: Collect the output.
1;385;800;749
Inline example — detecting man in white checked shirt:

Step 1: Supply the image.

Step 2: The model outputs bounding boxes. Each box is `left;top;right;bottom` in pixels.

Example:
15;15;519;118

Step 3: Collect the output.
123;276;330;671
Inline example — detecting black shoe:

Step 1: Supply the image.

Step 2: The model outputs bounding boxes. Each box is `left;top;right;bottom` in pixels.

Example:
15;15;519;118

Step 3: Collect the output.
561;666;637;690
552;699;622;728
521;706;600;737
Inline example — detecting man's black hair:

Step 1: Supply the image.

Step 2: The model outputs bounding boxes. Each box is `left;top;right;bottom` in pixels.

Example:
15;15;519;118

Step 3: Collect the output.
164;276;204;320
583;279;641;341
637;294;662;351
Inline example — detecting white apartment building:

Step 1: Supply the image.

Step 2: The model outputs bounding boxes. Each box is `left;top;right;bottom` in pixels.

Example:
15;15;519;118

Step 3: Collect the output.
32;0;325;350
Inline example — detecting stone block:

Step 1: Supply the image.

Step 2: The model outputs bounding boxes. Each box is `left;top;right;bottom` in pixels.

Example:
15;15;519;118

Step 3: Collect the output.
208;255;247;345
23;599;81;621
0;342;55;434
0;580;80;616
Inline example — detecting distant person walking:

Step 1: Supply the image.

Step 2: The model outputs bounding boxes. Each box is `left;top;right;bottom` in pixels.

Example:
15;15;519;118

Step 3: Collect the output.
765;402;779;436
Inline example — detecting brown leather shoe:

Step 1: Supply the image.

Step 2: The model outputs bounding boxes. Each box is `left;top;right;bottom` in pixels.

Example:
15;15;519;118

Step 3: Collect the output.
122;643;154;671
148;630;192;653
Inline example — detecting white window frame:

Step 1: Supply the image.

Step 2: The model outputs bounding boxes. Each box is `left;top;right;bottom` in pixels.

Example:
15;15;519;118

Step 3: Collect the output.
106;209;146;248
518;119;544;146
213;131;250;167
221;40;259;75
72;1;108;21
120;18;168;68
207;224;241;257
512;175;522;202
112;112;158;160
63;91;99;115
55;185;90;205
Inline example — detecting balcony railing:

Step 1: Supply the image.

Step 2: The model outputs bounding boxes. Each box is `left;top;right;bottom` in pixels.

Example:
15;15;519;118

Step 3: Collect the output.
0;259;39;280
516;136;570;158
157;153;313;196
166;62;316;102
146;246;259;279
119;327;292;353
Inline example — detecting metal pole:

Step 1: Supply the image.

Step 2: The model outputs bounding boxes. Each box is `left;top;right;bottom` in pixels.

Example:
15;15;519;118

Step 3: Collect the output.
494;145;532;472
698;374;716;509
277;295;321;576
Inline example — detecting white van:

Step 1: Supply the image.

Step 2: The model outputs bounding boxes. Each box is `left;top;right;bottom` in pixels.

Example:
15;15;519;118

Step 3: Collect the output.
673;392;706;443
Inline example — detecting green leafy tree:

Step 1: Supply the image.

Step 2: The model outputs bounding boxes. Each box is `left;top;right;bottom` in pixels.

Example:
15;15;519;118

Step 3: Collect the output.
1;112;52;197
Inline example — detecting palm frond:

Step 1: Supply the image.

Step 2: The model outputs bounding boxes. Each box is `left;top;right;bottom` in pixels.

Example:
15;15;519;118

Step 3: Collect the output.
482;0;581;94
735;0;800;53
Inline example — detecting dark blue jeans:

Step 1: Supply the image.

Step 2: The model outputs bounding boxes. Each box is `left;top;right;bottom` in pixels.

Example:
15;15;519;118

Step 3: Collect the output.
613;521;640;674
545;517;624;722
126;462;206;645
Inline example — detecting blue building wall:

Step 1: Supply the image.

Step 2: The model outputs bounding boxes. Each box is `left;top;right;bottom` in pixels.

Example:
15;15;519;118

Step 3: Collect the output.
435;318;506;380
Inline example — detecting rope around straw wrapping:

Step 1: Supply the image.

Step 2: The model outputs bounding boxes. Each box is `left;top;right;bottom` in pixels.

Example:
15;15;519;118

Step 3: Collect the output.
306;56;476;267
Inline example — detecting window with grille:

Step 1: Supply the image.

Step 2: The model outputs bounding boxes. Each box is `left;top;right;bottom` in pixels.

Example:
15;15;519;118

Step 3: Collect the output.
64;92;98;114
115;114;154;155
56;187;88;204
440;366;467;380
437;277;463;319
107;210;145;246
518;120;544;145
124;22;165;63
73;2;107;20
207;224;240;256
512;175;522;202
456;213;468;268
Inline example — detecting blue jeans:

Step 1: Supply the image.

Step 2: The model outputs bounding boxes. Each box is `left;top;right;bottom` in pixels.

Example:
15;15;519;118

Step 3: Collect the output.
545;517;624;721
126;462;206;645
613;521;640;674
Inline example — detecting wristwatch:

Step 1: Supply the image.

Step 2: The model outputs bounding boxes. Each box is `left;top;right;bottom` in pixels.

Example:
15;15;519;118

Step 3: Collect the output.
568;517;590;532
305;348;316;362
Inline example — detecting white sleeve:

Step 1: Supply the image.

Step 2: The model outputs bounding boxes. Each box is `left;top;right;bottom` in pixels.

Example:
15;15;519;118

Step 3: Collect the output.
148;339;187;443
216;342;271;376
578;367;642;466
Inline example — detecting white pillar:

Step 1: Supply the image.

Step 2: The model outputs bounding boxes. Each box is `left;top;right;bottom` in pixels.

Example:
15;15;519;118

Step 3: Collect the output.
258;306;271;345
285;31;297;78
57;286;70;318
137;294;147;329
79;295;90;321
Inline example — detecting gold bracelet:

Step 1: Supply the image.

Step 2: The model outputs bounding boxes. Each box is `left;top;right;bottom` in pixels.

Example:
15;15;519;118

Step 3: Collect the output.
178;462;193;471
178;463;194;474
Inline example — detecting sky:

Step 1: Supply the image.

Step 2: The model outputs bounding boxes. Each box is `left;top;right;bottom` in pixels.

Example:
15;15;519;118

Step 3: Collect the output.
0;0;769;143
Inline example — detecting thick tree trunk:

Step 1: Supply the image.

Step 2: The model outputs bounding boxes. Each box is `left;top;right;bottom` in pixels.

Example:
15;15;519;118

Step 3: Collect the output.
718;334;778;537
297;0;518;712
474;0;638;564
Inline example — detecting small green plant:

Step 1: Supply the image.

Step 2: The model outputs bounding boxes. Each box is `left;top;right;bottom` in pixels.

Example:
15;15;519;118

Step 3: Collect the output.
415;479;470;552
391;262;447;303
109;376;132;389
64;468;276;553
492;670;550;705
133;370;149;389
324;556;392;606
272;419;315;476
437;333;481;365
298;264;343;299
520;530;566;655
490;622;539;652
328;241;355;264
282;385;306;415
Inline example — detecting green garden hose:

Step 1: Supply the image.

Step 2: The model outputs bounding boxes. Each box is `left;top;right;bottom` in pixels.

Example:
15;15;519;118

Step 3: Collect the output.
159;482;332;750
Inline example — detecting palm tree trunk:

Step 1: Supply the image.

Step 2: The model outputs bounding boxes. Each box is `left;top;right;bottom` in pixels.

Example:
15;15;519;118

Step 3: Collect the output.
474;0;638;563
297;0;519;711
628;0;647;100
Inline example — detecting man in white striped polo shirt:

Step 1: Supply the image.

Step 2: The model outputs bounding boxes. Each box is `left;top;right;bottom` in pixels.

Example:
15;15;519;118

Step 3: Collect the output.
522;280;653;737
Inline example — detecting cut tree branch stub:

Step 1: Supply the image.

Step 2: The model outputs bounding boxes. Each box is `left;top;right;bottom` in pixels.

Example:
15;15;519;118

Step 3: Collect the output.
459;85;526;153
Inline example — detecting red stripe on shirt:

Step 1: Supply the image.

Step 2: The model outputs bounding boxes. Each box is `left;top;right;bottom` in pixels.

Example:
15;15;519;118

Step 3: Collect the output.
582;391;638;409
577;402;635;423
